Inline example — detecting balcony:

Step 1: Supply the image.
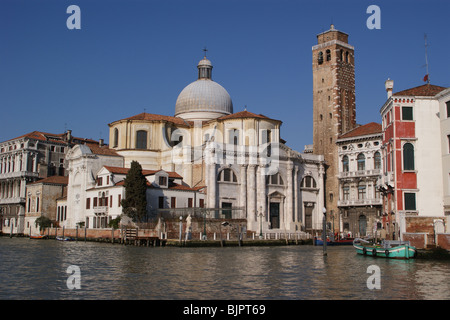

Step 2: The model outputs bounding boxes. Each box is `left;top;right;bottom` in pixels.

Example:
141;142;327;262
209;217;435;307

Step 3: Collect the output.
0;171;39;180
339;169;381;179
93;206;109;215
0;197;26;205
338;198;383;207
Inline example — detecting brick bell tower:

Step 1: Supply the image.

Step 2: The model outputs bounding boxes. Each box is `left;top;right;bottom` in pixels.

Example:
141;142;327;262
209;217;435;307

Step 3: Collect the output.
312;25;356;231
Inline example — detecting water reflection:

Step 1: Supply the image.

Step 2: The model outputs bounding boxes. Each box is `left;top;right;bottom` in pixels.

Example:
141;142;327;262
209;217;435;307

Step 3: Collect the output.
0;238;448;300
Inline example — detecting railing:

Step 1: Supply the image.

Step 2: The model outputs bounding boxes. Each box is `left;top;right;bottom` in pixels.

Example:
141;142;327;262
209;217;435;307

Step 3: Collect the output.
93;206;109;215
339;169;381;179
338;198;383;207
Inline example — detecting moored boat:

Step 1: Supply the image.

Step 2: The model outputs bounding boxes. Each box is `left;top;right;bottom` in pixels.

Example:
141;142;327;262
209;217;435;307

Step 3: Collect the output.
30;234;48;240
56;236;74;241
353;238;417;259
314;237;354;246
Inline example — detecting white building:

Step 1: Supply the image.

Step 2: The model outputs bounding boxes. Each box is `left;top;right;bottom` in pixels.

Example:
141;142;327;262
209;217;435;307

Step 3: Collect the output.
105;56;325;233
64;142;124;229
437;87;450;230
81;166;206;229
336;122;383;237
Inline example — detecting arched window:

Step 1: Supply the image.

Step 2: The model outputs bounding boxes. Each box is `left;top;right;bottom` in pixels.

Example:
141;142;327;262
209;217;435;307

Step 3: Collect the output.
345;51;349;63
267;173;284;185
374;151;381;170
218;168;237;183
326;49;331;61
357;153;365;171
403;143;415;170
318;51;323;65
136;130;147;150
113;128;119;148
301;176;317;188
342;155;349;172
228;129;239;146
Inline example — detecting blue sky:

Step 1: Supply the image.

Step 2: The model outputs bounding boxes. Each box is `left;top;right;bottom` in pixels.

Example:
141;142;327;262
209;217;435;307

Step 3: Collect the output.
1;0;449;153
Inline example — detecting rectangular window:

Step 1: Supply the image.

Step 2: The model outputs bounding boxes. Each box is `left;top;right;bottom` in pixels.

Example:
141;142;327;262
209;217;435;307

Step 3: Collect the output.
446;101;450;118
86;198;90;209
93;197;98;207
118;194;122;207
188;198;193;208
404;193;416;210
159;176;167;186
158;196;165;209
343;185;350;200
402;106;413;120
448;135;450;154
199;199;205;208
171;197;176;208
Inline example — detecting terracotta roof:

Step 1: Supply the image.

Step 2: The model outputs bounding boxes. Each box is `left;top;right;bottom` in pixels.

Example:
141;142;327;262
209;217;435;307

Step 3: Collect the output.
338;122;382;140
216;110;281;122
84;142;120;156
168;183;206;191
103;166;182;179
2;131;67;144
110;112;193;127
28;175;69;185
2;130;105;148
393;84;447;97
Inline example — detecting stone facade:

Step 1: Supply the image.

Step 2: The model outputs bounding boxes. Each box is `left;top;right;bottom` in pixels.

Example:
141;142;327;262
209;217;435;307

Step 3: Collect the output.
24;176;68;236
336;123;383;238
0;130;99;234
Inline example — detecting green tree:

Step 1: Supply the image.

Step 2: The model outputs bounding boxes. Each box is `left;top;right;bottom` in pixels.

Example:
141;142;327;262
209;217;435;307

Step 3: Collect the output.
108;215;122;229
35;216;52;231
121;161;148;222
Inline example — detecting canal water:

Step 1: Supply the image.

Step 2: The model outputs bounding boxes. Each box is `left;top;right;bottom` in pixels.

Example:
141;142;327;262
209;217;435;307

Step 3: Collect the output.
0;237;448;300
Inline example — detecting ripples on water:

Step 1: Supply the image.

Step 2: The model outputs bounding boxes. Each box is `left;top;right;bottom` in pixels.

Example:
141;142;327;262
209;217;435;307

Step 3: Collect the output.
0;237;448;300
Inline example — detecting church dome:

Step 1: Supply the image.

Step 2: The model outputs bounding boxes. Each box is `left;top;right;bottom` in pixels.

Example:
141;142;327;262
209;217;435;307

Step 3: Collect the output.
175;57;233;121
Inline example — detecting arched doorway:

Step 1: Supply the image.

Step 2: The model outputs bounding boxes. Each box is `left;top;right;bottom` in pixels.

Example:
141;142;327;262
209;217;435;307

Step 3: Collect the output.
359;215;367;236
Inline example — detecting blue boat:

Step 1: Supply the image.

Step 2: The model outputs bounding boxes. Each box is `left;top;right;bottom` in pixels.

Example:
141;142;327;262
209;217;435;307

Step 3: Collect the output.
56;236;74;241
353;238;417;259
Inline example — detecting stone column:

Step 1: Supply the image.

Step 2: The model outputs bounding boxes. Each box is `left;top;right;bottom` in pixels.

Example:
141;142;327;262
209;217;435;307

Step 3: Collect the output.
240;165;247;219
247;165;257;223
286;162;293;231
208;163;216;210
257;166;266;222
294;166;299;223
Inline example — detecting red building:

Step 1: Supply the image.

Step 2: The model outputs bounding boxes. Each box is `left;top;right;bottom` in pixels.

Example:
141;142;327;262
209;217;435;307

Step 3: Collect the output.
379;81;447;241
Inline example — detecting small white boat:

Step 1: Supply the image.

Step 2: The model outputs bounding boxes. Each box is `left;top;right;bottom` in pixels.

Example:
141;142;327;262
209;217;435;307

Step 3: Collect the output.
56;236;74;241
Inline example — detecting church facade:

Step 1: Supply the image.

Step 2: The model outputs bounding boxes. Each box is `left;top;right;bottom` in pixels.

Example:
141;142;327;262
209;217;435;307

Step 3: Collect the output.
99;55;326;233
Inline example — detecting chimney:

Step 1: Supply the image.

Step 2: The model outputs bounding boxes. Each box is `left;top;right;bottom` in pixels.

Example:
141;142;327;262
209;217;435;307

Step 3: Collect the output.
99;139;104;147
385;78;394;99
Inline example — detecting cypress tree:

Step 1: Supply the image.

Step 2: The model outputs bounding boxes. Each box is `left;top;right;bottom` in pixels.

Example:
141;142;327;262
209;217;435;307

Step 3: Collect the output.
121;161;148;222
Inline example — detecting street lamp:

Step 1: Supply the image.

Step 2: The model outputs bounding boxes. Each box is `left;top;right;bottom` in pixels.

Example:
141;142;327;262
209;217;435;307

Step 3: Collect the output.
322;207;327;256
